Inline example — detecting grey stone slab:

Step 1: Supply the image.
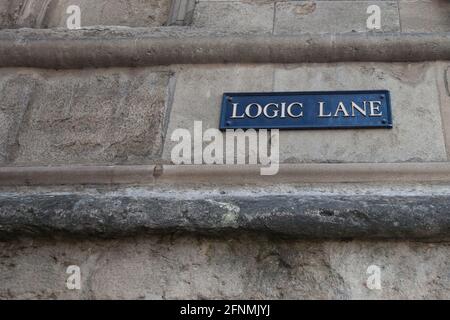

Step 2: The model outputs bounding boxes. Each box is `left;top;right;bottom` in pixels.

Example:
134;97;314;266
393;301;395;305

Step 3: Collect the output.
273;62;447;163
0;68;171;166
192;1;274;34
167;0;196;25
1;185;450;239
0;2;11;28
1;0;171;28
162;64;274;162
0;71;36;164
274;1;400;34
436;61;450;160
0;1;24;28
399;0;450;32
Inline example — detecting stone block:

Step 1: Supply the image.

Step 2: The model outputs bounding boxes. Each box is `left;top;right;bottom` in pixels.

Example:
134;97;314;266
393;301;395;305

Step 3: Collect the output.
192;1;274;34
436;61;450;160
0;0;171;28
273;62;447;163
0;0;23;28
399;0;450;32
275;1;400;34
0;236;449;299
162;64;274;163
0;68;171;165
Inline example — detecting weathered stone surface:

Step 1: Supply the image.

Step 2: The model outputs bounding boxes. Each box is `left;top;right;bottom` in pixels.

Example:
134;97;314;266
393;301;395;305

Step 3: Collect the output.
1;184;450;239
162;62;447;164
399;0;450;32
0;1;12;28
162;64;274;162
436;62;450;160
0;236;449;299
274;62;447;163
167;0;196;26
0;3;8;27
0;0;22;28
192;1;274;34
0;0;171;28
1;29;449;69
0;0;448;303
0;68;172;166
275;1;400;34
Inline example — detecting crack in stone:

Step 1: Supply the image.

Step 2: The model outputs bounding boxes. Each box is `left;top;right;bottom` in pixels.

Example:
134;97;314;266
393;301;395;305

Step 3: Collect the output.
445;66;450;97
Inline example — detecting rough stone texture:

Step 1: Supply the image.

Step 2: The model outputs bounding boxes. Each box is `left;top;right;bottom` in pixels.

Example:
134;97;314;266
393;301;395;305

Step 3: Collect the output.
1;63;446;167
162;62;447;164
0;0;171;28
0;0;449;303
399;0;450;32
0;2;8;26
167;0;196;26
275;1;400;34
1;30;449;69
436;61;450;160
274;62;447;163
0;0;23;28
0;68;172;166
2;184;450;239
0;1;12;28
162;64;274;162
2;0;449;33
192;1;274;34
0;236;449;299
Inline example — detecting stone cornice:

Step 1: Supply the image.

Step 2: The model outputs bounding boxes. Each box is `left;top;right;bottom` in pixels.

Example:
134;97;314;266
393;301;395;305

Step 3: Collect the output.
2;163;450;186
0;29;448;68
1;184;450;240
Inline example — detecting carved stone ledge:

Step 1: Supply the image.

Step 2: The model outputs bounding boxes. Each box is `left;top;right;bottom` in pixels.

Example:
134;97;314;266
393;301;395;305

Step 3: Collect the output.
1;184;450;240
0;30;449;68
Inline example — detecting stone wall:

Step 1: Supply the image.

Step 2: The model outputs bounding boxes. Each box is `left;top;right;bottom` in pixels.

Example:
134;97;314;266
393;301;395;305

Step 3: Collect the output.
0;62;449;166
0;0;449;300
0;0;171;28
1;236;449;299
0;68;172;165
1;0;449;32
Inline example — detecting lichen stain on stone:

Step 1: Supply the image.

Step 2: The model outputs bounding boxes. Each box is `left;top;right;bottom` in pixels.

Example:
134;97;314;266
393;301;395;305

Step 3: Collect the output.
206;199;240;227
306;209;337;218
221;212;239;228
293;2;317;16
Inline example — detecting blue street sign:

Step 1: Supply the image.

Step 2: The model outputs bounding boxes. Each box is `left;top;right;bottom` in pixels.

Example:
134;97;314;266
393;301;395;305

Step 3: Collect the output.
219;90;392;130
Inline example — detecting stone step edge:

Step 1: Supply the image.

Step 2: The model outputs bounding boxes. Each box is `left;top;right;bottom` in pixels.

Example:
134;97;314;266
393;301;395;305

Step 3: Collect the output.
2;162;450;186
0;30;449;68
1;186;450;240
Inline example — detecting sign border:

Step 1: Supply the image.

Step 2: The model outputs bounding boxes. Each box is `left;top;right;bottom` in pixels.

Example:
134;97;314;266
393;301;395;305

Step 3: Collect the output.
219;90;393;130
